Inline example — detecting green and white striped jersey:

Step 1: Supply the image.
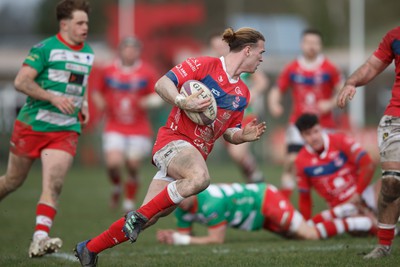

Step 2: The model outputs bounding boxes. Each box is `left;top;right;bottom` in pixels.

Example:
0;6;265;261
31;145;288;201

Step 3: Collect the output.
175;183;267;231
17;34;94;133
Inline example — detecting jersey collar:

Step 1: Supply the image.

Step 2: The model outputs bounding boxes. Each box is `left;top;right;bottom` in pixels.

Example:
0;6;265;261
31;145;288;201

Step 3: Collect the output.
297;54;324;70
56;33;84;51
219;56;239;84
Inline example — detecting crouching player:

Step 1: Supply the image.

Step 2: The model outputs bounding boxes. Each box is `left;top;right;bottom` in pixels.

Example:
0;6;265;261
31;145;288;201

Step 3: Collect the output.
157;182;376;245
295;113;380;227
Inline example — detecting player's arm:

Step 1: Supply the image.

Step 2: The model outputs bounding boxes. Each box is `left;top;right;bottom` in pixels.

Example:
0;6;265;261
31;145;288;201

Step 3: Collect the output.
317;79;344;115
14;65;75;114
155;75;210;112
345;144;376;206
337;55;390;108
267;86;284;117
299;190;312;220
223;119;267;144
157;224;227;245
296;159;313;220
79;83;90;126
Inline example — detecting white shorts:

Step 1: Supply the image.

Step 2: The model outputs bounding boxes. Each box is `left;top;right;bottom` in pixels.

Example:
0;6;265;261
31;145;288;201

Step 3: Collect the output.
285;124;304;153
362;184;377;213
377;115;400;162
152;140;193;182
103;132;152;160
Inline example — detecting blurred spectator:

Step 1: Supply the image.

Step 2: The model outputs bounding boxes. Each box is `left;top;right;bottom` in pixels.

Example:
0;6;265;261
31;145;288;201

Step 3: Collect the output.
268;29;343;198
91;36;162;212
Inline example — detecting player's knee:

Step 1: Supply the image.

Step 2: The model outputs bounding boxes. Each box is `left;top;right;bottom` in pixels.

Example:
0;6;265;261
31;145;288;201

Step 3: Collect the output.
186;171;210;193
381;177;400;203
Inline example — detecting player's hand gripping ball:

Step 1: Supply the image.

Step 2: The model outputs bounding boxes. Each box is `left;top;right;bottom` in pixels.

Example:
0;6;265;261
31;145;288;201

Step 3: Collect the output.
180;80;217;125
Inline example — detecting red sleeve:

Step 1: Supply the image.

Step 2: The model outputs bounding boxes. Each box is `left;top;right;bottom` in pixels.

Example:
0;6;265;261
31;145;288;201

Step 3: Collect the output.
355;152;375;194
89;64;107;95
276;63;293;93
373;29;395;64
329;63;342;87
295;153;312;219
333;134;375;194
144;63;159;95
299;191;312;220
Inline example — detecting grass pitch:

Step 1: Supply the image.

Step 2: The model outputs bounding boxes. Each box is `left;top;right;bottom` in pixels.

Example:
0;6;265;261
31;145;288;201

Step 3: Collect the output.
0;159;399;267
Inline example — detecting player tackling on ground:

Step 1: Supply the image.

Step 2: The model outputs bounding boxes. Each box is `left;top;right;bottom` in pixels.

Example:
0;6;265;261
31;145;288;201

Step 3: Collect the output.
75;27;267;266
157;182;376;245
337;26;400;259
0;0;93;258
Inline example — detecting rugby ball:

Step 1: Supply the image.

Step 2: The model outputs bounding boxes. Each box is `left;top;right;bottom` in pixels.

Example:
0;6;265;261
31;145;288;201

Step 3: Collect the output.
180;80;217;125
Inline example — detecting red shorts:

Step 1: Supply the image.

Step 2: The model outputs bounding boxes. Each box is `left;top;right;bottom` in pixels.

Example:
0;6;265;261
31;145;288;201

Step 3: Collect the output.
262;185;296;233
10;120;79;158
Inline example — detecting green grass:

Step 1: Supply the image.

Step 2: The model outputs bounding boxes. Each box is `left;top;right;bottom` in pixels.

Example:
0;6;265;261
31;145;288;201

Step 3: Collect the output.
0;160;399;267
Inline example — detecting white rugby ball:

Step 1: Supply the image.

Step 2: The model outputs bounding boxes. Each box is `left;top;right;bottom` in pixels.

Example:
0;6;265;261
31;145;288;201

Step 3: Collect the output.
180;80;217;125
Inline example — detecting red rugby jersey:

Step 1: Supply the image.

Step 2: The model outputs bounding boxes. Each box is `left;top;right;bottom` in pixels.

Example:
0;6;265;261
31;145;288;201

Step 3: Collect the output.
374;27;400;116
296;133;367;208
153;56;250;160
277;55;342;128
94;60;158;136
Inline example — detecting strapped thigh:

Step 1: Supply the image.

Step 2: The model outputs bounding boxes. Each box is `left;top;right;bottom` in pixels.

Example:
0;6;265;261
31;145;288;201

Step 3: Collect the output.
382;170;400;181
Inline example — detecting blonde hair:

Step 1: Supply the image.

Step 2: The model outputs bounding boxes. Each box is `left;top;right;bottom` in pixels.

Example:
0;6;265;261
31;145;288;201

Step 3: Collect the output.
222;27;265;52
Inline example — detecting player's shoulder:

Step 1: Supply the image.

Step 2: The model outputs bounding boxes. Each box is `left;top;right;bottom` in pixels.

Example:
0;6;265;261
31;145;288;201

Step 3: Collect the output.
328;132;356;147
321;56;340;70
385;26;400;38
30;35;56;51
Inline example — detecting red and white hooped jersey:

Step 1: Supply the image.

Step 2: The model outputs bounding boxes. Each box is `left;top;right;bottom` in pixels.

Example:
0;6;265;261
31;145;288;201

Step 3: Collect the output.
277;55;342;128
94;60;158;136
374;27;400;116
295;133;367;207
153;56;250;160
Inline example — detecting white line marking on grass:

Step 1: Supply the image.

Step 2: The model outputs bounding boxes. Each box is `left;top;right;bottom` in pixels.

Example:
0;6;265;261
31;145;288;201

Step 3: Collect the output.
47;252;79;262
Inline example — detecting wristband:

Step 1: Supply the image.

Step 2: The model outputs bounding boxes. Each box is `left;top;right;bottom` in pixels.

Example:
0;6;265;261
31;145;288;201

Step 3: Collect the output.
172;232;191;245
82;100;89;108
174;94;186;108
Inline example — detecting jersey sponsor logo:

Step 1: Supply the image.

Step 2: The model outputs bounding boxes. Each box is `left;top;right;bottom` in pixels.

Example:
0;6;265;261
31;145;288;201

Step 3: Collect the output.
304;151;348;177
33;42;45;48
193;139;209;155
65;84;83;95
36;109;77;126
49;49;94;65
232;96;241;109
194;125;214;142
211;88;220;97
234;86;243;96
175;64;188;78
66;63;89;74
69;73;85;85
186;57;201;70
48;90;84;107
26;53;40;62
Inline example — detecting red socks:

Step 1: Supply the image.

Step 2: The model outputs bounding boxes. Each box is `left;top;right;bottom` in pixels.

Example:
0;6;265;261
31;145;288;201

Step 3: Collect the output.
377;227;395;246
137;186;175;219
316;219;348;239
34;203;57;238
125;179;139;201
87;218;128;253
